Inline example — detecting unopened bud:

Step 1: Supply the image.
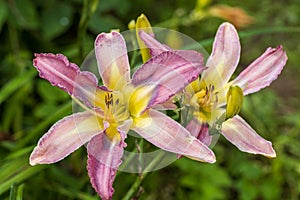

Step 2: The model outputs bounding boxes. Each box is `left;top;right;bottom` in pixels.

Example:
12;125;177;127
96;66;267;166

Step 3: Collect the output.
136;14;154;63
226;85;243;119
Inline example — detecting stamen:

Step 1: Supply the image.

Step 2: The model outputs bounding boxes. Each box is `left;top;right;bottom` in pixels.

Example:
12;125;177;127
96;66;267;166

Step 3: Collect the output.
191;84;221;124
105;93;114;108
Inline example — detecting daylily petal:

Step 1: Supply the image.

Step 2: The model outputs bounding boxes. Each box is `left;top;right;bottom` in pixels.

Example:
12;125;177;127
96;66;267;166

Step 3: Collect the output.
132;109;216;163
138;30;171;56
186;119;212;146
131;50;205;110
30;111;106;165
33;53;98;106
87;125;127;200
152;98;177;110
128;84;156;117
202;22;241;88
185;78;201;94
95;31;130;90
221;115;276;157
230;45;287;95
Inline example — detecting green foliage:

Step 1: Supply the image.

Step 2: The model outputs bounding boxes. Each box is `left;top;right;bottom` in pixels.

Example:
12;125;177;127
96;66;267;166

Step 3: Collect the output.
0;0;8;32
0;0;300;199
40;2;74;40
176;159;232;199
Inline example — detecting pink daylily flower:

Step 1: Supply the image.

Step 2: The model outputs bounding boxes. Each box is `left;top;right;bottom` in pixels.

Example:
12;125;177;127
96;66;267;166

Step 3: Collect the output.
29;31;216;200
139;22;288;158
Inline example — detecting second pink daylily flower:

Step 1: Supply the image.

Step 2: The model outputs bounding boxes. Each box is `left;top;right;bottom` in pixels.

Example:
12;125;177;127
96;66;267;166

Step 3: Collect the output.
139;22;288;158
29;31;216;200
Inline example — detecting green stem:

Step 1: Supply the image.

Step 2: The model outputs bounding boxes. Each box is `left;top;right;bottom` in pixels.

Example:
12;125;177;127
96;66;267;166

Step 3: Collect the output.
121;150;167;200
121;173;147;200
77;0;99;62
117;138;143;174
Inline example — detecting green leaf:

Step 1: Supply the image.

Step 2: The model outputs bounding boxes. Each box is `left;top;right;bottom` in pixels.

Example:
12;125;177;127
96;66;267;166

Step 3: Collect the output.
0;158;27;182
12;0;39;29
175;158;232;199
34;103;59;119
260;179;281;200
37;80;69;103
41;3;74;39
9;183;24;200
15;102;72;149
98;0;129;16
237;179;260;200
0;0;8;32
0;165;46;195
88;15;122;33
0;69;36;105
1;79;33;134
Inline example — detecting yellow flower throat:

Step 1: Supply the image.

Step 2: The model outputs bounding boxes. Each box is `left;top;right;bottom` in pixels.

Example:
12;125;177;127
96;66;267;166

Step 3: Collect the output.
103;92;130;125
190;84;219;123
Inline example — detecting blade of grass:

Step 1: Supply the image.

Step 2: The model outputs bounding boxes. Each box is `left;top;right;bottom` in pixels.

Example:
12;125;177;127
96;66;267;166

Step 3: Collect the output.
0;165;46;195
16;184;24;200
15;102;72;149
0;69;37;105
9;183;24;200
9;183;17;200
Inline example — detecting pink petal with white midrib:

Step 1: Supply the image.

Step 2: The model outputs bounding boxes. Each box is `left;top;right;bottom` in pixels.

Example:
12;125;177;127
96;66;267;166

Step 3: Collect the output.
132;50;205;109
221;115;276;157
202;22;241;88
132;109;216;163
231;45;288;95
30;111;105;165
33;53;98;107
95;31;131;90
87;127;127;200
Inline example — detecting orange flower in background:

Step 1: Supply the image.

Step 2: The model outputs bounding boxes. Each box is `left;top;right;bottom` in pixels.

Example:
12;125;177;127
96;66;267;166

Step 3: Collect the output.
209;5;255;29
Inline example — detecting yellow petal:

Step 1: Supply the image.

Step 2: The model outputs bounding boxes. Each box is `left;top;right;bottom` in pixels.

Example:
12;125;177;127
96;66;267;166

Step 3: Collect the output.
129;84;155;117
105;125;121;143
132;110;151;128
185;78;200;94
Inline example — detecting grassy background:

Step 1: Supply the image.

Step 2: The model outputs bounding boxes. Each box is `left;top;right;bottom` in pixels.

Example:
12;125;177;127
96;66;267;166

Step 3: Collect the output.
0;0;300;199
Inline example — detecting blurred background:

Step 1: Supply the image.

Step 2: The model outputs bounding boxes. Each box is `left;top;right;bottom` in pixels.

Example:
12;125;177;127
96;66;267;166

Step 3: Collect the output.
0;0;299;199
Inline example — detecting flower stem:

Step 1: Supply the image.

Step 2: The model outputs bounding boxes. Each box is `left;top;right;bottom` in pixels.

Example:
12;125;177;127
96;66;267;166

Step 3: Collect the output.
121;172;147;200
77;0;99;62
121;150;168;200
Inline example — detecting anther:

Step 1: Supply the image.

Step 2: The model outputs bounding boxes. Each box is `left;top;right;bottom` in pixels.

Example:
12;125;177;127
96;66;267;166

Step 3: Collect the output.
105;93;114;108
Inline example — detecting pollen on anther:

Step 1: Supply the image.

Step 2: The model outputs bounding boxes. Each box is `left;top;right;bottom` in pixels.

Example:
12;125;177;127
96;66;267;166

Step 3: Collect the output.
105;93;114;108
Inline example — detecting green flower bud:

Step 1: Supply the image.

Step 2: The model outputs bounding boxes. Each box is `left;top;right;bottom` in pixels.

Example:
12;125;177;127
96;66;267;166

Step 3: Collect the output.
226;85;243;119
